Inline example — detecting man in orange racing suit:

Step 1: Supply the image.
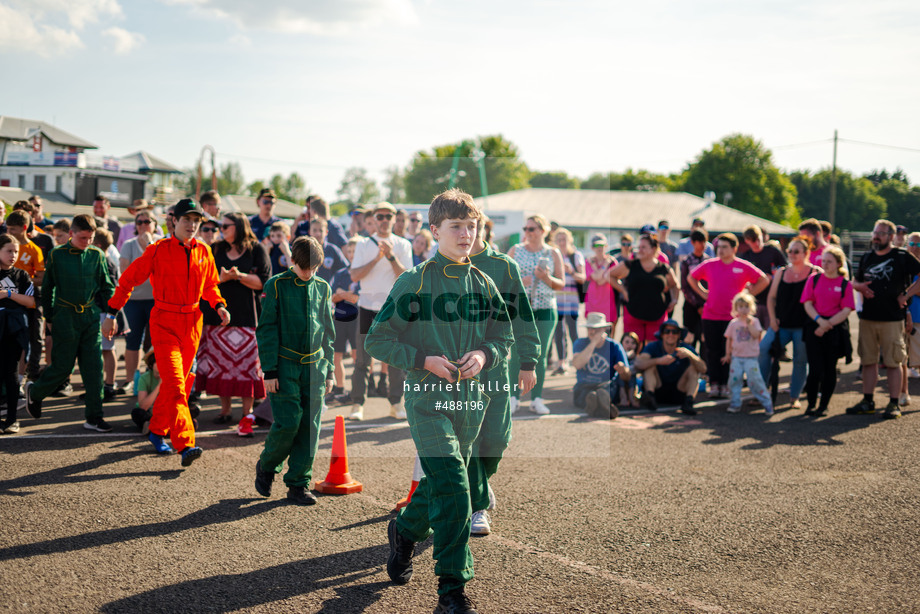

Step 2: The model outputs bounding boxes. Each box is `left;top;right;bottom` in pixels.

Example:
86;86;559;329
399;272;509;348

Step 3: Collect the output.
105;199;230;466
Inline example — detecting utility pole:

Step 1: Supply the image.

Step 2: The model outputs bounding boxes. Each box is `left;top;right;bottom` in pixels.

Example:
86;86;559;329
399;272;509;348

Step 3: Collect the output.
829;130;838;228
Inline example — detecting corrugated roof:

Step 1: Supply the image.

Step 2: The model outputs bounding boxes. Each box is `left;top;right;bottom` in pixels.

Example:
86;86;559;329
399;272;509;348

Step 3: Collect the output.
122;151;183;174
0;187;77;218
475;188;797;236
0;116;98;149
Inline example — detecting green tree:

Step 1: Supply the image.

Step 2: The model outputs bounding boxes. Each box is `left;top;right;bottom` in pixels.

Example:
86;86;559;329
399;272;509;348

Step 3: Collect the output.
864;168;910;186
610;168;673;191
336;167;381;206
788;169;886;232
681;134;799;224
217;161;245;195
581;172;611;190
246;180;266;196
382;165;406;203
403;135;531;203
530;171;579;189
876;178;920;230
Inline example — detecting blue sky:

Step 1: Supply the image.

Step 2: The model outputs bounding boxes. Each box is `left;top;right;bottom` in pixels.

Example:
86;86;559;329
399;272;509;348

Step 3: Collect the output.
3;0;919;201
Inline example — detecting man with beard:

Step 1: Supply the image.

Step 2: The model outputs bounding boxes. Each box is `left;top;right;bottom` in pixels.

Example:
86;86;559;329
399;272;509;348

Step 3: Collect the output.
847;219;920;419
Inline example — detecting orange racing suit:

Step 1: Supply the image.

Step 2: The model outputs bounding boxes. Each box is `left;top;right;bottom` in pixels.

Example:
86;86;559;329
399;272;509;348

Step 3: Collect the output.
109;236;225;452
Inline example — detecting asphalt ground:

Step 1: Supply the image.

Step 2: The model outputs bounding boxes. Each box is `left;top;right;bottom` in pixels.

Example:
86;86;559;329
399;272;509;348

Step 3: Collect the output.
2;322;920;613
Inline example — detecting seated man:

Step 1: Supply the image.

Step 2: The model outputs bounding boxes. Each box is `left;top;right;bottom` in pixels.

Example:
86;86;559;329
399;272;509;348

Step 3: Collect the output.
635;319;707;415
572;312;628;419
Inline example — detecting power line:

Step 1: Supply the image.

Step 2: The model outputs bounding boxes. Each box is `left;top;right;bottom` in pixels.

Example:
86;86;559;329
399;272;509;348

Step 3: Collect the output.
215;151;367;171
769;138;833;150
837;138;920;154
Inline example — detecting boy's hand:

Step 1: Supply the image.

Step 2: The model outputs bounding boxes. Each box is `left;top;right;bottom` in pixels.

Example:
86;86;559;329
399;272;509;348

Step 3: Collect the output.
425;355;458;382
102;318;117;340
720;355;730;364
518;370;536;394
264;378;279;393
217;307;232;326
457;350;487;379
326;379;334;394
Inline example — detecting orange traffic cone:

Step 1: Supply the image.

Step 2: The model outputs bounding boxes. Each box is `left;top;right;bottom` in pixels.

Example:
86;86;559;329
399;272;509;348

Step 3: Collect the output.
393;454;424;511
315;415;363;494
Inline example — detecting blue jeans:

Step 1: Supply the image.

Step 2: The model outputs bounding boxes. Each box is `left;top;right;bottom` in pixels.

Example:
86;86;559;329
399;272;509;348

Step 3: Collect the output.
759;327;807;400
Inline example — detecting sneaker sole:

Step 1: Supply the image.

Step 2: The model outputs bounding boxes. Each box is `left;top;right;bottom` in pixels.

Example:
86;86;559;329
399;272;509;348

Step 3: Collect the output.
83;422;113;433
471;524;491;536
181;448;203;467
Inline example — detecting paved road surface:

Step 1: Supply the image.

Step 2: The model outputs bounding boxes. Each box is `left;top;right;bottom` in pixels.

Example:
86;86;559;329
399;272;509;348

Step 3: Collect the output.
1;342;918;613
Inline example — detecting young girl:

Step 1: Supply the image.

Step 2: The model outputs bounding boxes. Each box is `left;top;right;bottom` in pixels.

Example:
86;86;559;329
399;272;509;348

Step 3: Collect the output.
619;332;641;408
0;234;36;434
723;291;774;416
800;246;855;416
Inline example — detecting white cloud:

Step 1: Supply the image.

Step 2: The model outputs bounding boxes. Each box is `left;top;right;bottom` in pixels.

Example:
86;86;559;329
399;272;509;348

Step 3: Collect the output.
0;0;124;57
0;4;84;57
103;26;145;54
165;0;419;35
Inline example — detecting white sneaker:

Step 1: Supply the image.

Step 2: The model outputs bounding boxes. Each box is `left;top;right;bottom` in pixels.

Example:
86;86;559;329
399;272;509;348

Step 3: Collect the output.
348;404;364;421
509;397;519;415
470;510;491;535
899;393;911;407
909;367;920;379
487;484;496;510
390;401;407;420
531;398;550;415
727;406;741;414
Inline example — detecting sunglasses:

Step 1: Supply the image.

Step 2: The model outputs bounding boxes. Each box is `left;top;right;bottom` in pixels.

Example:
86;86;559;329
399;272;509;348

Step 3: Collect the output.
135;219;152;226
409;218;421;223
909;241;920;247
787;249;803;254
260;199;275;205
621;242;631;247
200;227;218;233
376;213;393;221
523;226;540;232
221;223;234;230
662;329;681;335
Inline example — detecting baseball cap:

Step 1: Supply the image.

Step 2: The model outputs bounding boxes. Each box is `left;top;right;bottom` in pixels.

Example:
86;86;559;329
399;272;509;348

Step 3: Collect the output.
639;224;656;235
373;202;398;214
590;232;608;247
173;198;204;219
258;188;277;200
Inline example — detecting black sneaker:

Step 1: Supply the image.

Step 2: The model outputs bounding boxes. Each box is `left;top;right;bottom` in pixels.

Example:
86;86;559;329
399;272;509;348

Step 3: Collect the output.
815;406;828;417
386;519;416;584
640;391;658;412
84;418;113;432
255;460;274;497
680;396;697;416
334;392;353;405
804;406;817;416
584;391;599;416
286;486;317;506
434;586;478;614
325;386;344;405
846;399;875;415
180;446;203;467
882;403;902;420
24;381;41;419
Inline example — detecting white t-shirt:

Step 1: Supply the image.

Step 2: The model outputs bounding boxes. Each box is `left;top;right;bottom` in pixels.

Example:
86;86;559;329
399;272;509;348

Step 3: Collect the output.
351;233;413;311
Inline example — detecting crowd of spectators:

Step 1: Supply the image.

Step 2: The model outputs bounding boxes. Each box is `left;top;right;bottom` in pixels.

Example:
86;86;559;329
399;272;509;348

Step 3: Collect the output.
1;188;918;434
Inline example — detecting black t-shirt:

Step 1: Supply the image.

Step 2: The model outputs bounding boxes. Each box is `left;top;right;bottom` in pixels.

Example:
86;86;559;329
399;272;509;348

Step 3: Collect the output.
31;232;55;259
0;267;34;309
624;259;670;321
739;245;787;304
855;248;920;321
211;243;272;328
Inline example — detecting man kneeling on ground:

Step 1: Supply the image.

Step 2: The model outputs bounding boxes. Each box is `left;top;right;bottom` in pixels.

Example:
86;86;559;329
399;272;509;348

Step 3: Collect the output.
572;312;628;419
635;319;707;415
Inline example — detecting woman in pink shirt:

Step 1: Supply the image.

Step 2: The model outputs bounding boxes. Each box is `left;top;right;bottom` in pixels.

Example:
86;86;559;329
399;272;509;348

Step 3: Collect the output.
800;246;855;416
687;233;769;399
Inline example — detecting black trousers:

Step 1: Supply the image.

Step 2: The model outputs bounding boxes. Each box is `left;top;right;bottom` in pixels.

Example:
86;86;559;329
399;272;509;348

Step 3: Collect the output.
803;320;842;409
682;302;703;354
701;319;730;386
351;307;405;405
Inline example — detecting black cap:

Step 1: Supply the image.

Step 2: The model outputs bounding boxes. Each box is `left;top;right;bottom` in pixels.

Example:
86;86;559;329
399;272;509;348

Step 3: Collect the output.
173;198;203;219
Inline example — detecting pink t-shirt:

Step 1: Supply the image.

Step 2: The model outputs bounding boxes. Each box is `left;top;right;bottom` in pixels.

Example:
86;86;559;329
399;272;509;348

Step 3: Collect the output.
800;273;856;317
809;244;826;267
690;258;764;321
724;317;763;358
